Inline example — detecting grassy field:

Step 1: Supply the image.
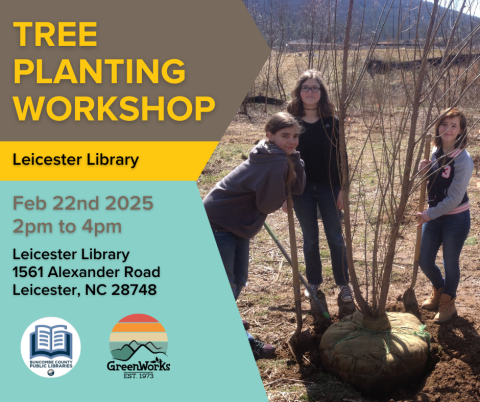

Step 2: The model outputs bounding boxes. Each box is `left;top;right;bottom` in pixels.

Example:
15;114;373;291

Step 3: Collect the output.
197;55;480;401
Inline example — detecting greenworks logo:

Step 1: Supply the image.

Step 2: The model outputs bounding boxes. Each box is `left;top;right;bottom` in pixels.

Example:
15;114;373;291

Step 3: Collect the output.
107;314;170;379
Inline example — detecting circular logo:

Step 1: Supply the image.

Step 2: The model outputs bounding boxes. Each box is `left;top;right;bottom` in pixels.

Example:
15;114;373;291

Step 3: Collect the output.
21;317;81;378
109;314;167;361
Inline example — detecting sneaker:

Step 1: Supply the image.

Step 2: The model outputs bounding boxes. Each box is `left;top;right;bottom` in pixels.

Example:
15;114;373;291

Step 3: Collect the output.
339;285;353;303
249;339;276;360
434;294;457;323
421;286;444;310
242;319;250;330
304;284;319;298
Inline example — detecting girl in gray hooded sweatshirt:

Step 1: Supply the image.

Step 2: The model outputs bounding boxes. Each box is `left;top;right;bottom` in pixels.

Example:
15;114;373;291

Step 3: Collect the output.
203;112;306;359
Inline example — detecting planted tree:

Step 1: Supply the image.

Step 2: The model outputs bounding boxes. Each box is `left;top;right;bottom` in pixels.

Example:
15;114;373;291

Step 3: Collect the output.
319;0;480;395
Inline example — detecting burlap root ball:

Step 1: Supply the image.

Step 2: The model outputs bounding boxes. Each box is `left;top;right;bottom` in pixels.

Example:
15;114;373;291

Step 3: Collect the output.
319;311;429;397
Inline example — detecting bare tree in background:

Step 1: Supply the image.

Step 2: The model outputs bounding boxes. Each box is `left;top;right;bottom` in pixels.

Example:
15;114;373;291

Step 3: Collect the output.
245;0;292;109
273;0;291;101
299;0;322;69
261;0;277;112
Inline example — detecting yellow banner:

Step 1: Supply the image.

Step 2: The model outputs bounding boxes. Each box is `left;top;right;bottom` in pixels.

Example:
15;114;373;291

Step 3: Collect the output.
1;141;218;181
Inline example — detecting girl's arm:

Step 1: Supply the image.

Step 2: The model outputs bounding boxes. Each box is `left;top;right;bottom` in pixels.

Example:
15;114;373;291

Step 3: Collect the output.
425;152;473;221
255;168;291;215
333;117;348;186
255;157;305;214
337;191;344;210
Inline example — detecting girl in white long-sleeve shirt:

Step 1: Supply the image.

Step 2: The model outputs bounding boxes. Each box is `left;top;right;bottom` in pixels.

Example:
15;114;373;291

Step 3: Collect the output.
417;107;474;323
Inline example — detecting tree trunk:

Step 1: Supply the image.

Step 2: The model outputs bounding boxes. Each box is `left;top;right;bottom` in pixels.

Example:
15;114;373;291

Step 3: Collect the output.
338;0;371;315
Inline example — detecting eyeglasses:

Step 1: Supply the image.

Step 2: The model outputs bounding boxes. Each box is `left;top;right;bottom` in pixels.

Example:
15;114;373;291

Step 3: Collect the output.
301;86;320;93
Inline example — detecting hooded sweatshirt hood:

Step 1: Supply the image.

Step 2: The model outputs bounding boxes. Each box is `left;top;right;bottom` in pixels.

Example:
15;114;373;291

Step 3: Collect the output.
249;140;288;163
203;140;305;239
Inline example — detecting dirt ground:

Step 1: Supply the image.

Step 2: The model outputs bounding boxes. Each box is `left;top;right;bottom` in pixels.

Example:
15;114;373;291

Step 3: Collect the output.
197;107;480;402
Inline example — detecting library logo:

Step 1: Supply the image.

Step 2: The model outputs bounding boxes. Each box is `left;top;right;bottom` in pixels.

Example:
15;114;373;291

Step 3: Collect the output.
107;314;170;379
21;317;81;378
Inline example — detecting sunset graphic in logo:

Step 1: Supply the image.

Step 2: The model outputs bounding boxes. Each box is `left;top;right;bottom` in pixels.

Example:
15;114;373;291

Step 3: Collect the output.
109;314;168;361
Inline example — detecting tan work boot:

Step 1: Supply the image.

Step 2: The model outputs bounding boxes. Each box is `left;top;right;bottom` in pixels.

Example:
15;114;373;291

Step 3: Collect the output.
421;286;444;310
434;294;457;323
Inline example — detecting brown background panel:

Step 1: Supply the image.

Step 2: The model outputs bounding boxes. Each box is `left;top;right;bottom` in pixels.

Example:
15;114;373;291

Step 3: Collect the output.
0;0;269;141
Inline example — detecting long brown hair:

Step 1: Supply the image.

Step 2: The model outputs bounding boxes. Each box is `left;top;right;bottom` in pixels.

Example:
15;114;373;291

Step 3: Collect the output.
433;107;468;150
287;70;335;118
265;112;302;188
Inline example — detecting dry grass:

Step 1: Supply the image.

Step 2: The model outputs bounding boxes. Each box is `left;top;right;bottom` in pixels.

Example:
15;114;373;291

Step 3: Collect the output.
197;52;480;399
197;107;480;401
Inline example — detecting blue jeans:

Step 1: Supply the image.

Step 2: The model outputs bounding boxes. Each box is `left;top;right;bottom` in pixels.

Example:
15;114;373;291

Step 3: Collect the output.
213;230;254;341
292;182;349;287
213;230;250;301
419;210;470;298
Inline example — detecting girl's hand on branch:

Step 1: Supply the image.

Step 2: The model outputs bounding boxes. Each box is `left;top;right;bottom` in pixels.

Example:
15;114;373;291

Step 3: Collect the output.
337;190;344;210
416;212;429;227
282;200;288;213
419;159;430;173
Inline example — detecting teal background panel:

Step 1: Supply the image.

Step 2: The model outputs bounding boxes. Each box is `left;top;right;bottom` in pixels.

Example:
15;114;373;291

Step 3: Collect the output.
0;181;267;401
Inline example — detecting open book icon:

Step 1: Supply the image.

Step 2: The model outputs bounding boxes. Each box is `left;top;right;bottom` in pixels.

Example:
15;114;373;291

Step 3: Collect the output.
30;325;73;359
